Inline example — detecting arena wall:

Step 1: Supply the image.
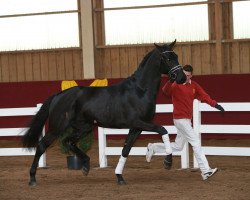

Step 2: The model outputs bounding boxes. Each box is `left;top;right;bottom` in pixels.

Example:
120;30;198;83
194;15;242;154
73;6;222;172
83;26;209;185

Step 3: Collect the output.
0;74;249;140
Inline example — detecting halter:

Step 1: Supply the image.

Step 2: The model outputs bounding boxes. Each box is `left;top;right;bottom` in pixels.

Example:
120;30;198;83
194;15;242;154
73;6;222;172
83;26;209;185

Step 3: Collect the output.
161;50;182;80
162;50;174;54
168;65;182;80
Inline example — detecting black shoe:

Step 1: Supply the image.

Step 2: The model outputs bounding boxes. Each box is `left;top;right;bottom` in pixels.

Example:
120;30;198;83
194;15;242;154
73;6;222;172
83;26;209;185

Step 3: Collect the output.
163;154;172;170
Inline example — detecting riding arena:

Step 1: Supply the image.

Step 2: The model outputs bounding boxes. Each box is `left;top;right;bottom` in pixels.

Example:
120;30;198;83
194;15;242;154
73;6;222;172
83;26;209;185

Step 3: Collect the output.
0;1;250;200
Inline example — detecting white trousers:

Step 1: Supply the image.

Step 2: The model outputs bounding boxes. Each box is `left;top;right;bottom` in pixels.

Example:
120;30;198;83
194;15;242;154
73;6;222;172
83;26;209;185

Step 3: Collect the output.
151;119;211;174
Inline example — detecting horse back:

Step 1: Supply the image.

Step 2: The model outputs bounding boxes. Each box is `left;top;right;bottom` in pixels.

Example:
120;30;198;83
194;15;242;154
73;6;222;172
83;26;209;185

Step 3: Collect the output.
76;84;156;128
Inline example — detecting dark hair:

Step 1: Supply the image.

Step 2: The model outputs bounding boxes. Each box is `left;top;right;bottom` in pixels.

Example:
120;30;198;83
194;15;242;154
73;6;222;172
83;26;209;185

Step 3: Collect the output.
183;65;193;73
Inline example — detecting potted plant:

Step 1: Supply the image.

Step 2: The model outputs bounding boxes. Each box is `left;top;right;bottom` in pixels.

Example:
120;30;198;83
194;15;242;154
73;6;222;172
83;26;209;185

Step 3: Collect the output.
59;127;93;170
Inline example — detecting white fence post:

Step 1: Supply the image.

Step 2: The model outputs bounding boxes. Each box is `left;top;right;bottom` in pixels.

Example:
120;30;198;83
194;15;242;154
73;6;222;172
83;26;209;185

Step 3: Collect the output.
193;99;201;168
180;142;189;168
98;127;107;168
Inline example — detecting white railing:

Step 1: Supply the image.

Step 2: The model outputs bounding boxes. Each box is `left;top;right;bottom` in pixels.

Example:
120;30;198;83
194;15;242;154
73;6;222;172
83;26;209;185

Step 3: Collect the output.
0;104;46;167
98;101;250;169
192;100;250;168
98;104;189;168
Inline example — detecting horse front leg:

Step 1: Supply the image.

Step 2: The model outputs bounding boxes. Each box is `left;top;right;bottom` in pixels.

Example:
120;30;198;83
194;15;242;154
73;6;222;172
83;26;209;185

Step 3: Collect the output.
134;120;173;170
115;129;141;185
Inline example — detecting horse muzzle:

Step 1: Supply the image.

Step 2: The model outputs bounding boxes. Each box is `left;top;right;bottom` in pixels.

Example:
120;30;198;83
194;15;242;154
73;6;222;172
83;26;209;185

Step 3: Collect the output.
175;69;187;84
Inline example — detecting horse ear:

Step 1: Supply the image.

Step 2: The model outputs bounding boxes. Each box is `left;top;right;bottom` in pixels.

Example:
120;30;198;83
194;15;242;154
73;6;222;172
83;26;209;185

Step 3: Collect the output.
154;43;164;51
169;39;177;50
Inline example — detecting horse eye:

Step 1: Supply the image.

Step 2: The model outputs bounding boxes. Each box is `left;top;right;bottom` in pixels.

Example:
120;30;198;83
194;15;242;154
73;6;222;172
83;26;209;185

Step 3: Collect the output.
167;58;171;62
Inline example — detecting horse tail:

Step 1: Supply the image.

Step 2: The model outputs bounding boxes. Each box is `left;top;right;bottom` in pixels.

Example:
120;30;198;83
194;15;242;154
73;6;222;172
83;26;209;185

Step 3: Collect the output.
22;94;56;148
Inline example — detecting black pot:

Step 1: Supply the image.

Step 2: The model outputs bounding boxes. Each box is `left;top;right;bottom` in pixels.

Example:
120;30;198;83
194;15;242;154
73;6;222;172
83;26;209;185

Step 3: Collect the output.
67;155;84;170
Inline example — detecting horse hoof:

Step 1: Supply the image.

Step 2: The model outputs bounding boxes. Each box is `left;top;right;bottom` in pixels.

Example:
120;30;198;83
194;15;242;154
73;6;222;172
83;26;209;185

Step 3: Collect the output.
82;166;90;176
163;154;172;170
116;174;126;185
29;181;37;187
118;180;126;185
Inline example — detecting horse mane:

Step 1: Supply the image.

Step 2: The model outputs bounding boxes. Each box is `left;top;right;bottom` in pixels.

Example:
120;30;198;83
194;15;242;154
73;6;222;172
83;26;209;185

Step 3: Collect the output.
129;50;154;80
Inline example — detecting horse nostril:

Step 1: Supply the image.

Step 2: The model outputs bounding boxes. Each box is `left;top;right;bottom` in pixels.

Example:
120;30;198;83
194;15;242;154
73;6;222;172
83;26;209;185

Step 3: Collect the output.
170;73;177;80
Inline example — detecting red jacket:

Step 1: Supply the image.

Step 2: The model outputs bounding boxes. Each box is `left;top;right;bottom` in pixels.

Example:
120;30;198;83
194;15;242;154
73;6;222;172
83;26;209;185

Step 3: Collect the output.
162;80;217;119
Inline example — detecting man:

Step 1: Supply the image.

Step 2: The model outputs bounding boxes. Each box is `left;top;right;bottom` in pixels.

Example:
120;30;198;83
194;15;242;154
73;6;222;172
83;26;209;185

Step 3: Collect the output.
146;65;224;180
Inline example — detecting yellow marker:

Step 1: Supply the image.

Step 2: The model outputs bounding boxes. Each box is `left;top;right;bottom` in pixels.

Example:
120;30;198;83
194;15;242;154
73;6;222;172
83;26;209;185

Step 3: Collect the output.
61;80;78;91
90;79;108;87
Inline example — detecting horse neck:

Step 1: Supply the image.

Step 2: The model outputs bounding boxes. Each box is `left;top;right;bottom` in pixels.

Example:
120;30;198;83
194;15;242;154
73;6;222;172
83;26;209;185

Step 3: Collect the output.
130;51;153;80
136;51;162;96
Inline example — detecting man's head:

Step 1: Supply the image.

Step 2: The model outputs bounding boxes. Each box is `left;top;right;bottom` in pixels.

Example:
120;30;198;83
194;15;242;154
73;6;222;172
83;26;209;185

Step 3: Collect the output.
183;65;193;83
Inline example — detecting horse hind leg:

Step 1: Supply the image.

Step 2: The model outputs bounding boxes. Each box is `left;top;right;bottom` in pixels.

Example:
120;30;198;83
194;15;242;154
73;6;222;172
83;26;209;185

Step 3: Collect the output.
29;133;57;186
65;125;93;176
67;140;90;175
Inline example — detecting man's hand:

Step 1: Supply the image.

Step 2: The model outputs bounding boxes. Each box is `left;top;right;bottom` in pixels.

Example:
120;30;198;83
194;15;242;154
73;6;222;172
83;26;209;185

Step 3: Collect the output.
215;104;225;112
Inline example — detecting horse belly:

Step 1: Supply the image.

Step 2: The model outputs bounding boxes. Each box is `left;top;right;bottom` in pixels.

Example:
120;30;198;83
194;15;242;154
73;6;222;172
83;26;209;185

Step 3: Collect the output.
93;107;130;128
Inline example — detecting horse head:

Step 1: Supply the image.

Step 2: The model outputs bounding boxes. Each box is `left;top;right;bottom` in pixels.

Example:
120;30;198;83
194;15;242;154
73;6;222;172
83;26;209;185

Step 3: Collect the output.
154;40;186;84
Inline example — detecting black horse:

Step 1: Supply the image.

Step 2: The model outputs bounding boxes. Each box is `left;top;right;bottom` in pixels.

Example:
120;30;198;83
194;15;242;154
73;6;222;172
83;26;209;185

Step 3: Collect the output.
23;40;186;186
